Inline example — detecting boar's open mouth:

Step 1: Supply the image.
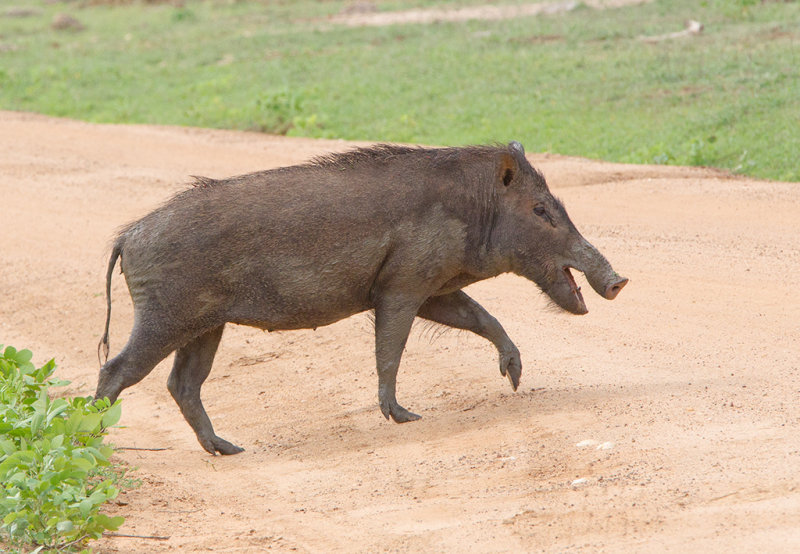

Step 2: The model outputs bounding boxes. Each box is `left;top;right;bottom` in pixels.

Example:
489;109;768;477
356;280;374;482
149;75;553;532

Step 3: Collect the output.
563;266;587;314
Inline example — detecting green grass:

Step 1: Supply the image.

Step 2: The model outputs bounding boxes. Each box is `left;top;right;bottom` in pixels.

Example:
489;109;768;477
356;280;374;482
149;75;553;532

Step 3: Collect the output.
1;0;798;181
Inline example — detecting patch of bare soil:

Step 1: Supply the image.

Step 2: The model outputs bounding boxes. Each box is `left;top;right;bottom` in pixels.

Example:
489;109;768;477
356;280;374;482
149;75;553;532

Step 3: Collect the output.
331;0;652;27
2;110;799;552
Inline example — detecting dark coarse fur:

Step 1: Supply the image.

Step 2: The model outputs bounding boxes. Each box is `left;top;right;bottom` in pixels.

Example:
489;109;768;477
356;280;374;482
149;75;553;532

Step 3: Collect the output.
95;141;626;455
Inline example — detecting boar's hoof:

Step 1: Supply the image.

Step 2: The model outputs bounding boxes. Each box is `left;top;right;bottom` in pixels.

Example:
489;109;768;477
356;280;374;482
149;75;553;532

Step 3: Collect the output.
200;435;245;456
380;400;422;424
499;348;521;391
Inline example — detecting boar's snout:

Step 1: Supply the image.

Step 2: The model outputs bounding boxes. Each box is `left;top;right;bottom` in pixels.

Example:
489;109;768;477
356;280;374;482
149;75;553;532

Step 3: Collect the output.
553;235;627;312
603;277;628;300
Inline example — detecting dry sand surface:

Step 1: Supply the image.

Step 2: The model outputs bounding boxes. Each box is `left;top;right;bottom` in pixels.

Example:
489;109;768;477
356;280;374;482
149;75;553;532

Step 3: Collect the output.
2;110;799;552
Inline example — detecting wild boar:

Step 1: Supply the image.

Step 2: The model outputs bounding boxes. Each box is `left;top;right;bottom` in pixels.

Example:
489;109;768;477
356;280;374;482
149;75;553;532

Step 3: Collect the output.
96;141;627;455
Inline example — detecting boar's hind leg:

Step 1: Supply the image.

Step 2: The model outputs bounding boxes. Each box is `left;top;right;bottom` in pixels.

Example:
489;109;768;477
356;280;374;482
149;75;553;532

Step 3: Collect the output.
166;325;243;455
374;297;423;423
96;320;178;404
417;291;522;391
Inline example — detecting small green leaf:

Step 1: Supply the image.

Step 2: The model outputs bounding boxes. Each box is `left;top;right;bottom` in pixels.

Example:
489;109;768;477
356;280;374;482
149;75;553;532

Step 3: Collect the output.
0;449;36;475
78;498;92;517
50;417;65;435
14;349;33;364
77;412;103;433
46;400;70;425
107;515;125;530
65;410;83;435
45;515;59;528
52;468;86;483
9;470;27;484
98;444;114;459
56;520;74;532
0;438;16;455
92;396;110;410
50;434;64;449
30;413;44;436
70;456;94;471
89;489;107;505
101;401;122;428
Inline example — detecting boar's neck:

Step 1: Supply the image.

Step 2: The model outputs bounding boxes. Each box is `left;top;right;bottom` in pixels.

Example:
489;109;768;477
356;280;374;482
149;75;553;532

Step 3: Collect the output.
452;171;511;278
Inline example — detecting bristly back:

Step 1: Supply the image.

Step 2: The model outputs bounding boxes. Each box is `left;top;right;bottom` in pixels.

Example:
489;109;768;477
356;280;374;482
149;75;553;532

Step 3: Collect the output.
305;144;427;169
304;143;517;171
187;142;545;188
190;175;219;188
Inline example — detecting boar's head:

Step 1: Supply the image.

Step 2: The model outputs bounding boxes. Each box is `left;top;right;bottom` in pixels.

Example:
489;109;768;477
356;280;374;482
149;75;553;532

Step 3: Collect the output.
489;141;628;314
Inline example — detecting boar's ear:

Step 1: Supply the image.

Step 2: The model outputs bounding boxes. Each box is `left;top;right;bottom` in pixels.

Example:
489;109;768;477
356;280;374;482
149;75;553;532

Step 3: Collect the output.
497;141;525;190
498;154;515;190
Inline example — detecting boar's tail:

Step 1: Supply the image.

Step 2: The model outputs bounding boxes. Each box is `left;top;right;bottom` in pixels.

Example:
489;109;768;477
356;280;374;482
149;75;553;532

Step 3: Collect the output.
97;240;123;365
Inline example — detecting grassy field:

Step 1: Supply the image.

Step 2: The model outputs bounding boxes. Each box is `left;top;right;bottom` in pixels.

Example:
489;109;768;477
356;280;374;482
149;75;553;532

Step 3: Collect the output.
1;0;798;181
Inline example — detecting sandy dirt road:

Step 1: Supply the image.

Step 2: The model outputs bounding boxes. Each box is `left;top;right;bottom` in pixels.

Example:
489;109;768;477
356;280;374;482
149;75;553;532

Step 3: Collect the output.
1;110;799;552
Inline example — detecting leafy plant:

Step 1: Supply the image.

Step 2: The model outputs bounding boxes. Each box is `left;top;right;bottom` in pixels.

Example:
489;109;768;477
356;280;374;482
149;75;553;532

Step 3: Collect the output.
0;345;125;552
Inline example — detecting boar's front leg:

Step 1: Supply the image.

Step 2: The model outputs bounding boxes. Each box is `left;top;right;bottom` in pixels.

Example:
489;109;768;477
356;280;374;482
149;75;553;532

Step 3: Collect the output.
417;290;522;390
374;295;423;423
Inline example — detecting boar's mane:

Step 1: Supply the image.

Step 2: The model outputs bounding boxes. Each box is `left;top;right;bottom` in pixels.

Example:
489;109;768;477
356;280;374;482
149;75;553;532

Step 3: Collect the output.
304;143;541;177
305;143;425;169
190;143;544;190
305;143;545;190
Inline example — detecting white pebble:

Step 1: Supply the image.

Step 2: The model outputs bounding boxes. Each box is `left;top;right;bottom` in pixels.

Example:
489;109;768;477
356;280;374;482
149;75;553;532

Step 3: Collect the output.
575;439;598;448
571;478;588;486
596;441;615;451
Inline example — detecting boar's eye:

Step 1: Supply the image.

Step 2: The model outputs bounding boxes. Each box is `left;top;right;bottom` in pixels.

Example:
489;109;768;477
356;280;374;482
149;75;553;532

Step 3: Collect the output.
534;204;556;227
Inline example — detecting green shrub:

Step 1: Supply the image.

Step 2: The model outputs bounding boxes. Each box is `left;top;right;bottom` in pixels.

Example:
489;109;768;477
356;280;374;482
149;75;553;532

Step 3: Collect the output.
0;345;125;553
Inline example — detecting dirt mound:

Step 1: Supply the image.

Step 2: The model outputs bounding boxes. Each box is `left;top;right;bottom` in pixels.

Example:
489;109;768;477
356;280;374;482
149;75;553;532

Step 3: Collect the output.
2;110;798;552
